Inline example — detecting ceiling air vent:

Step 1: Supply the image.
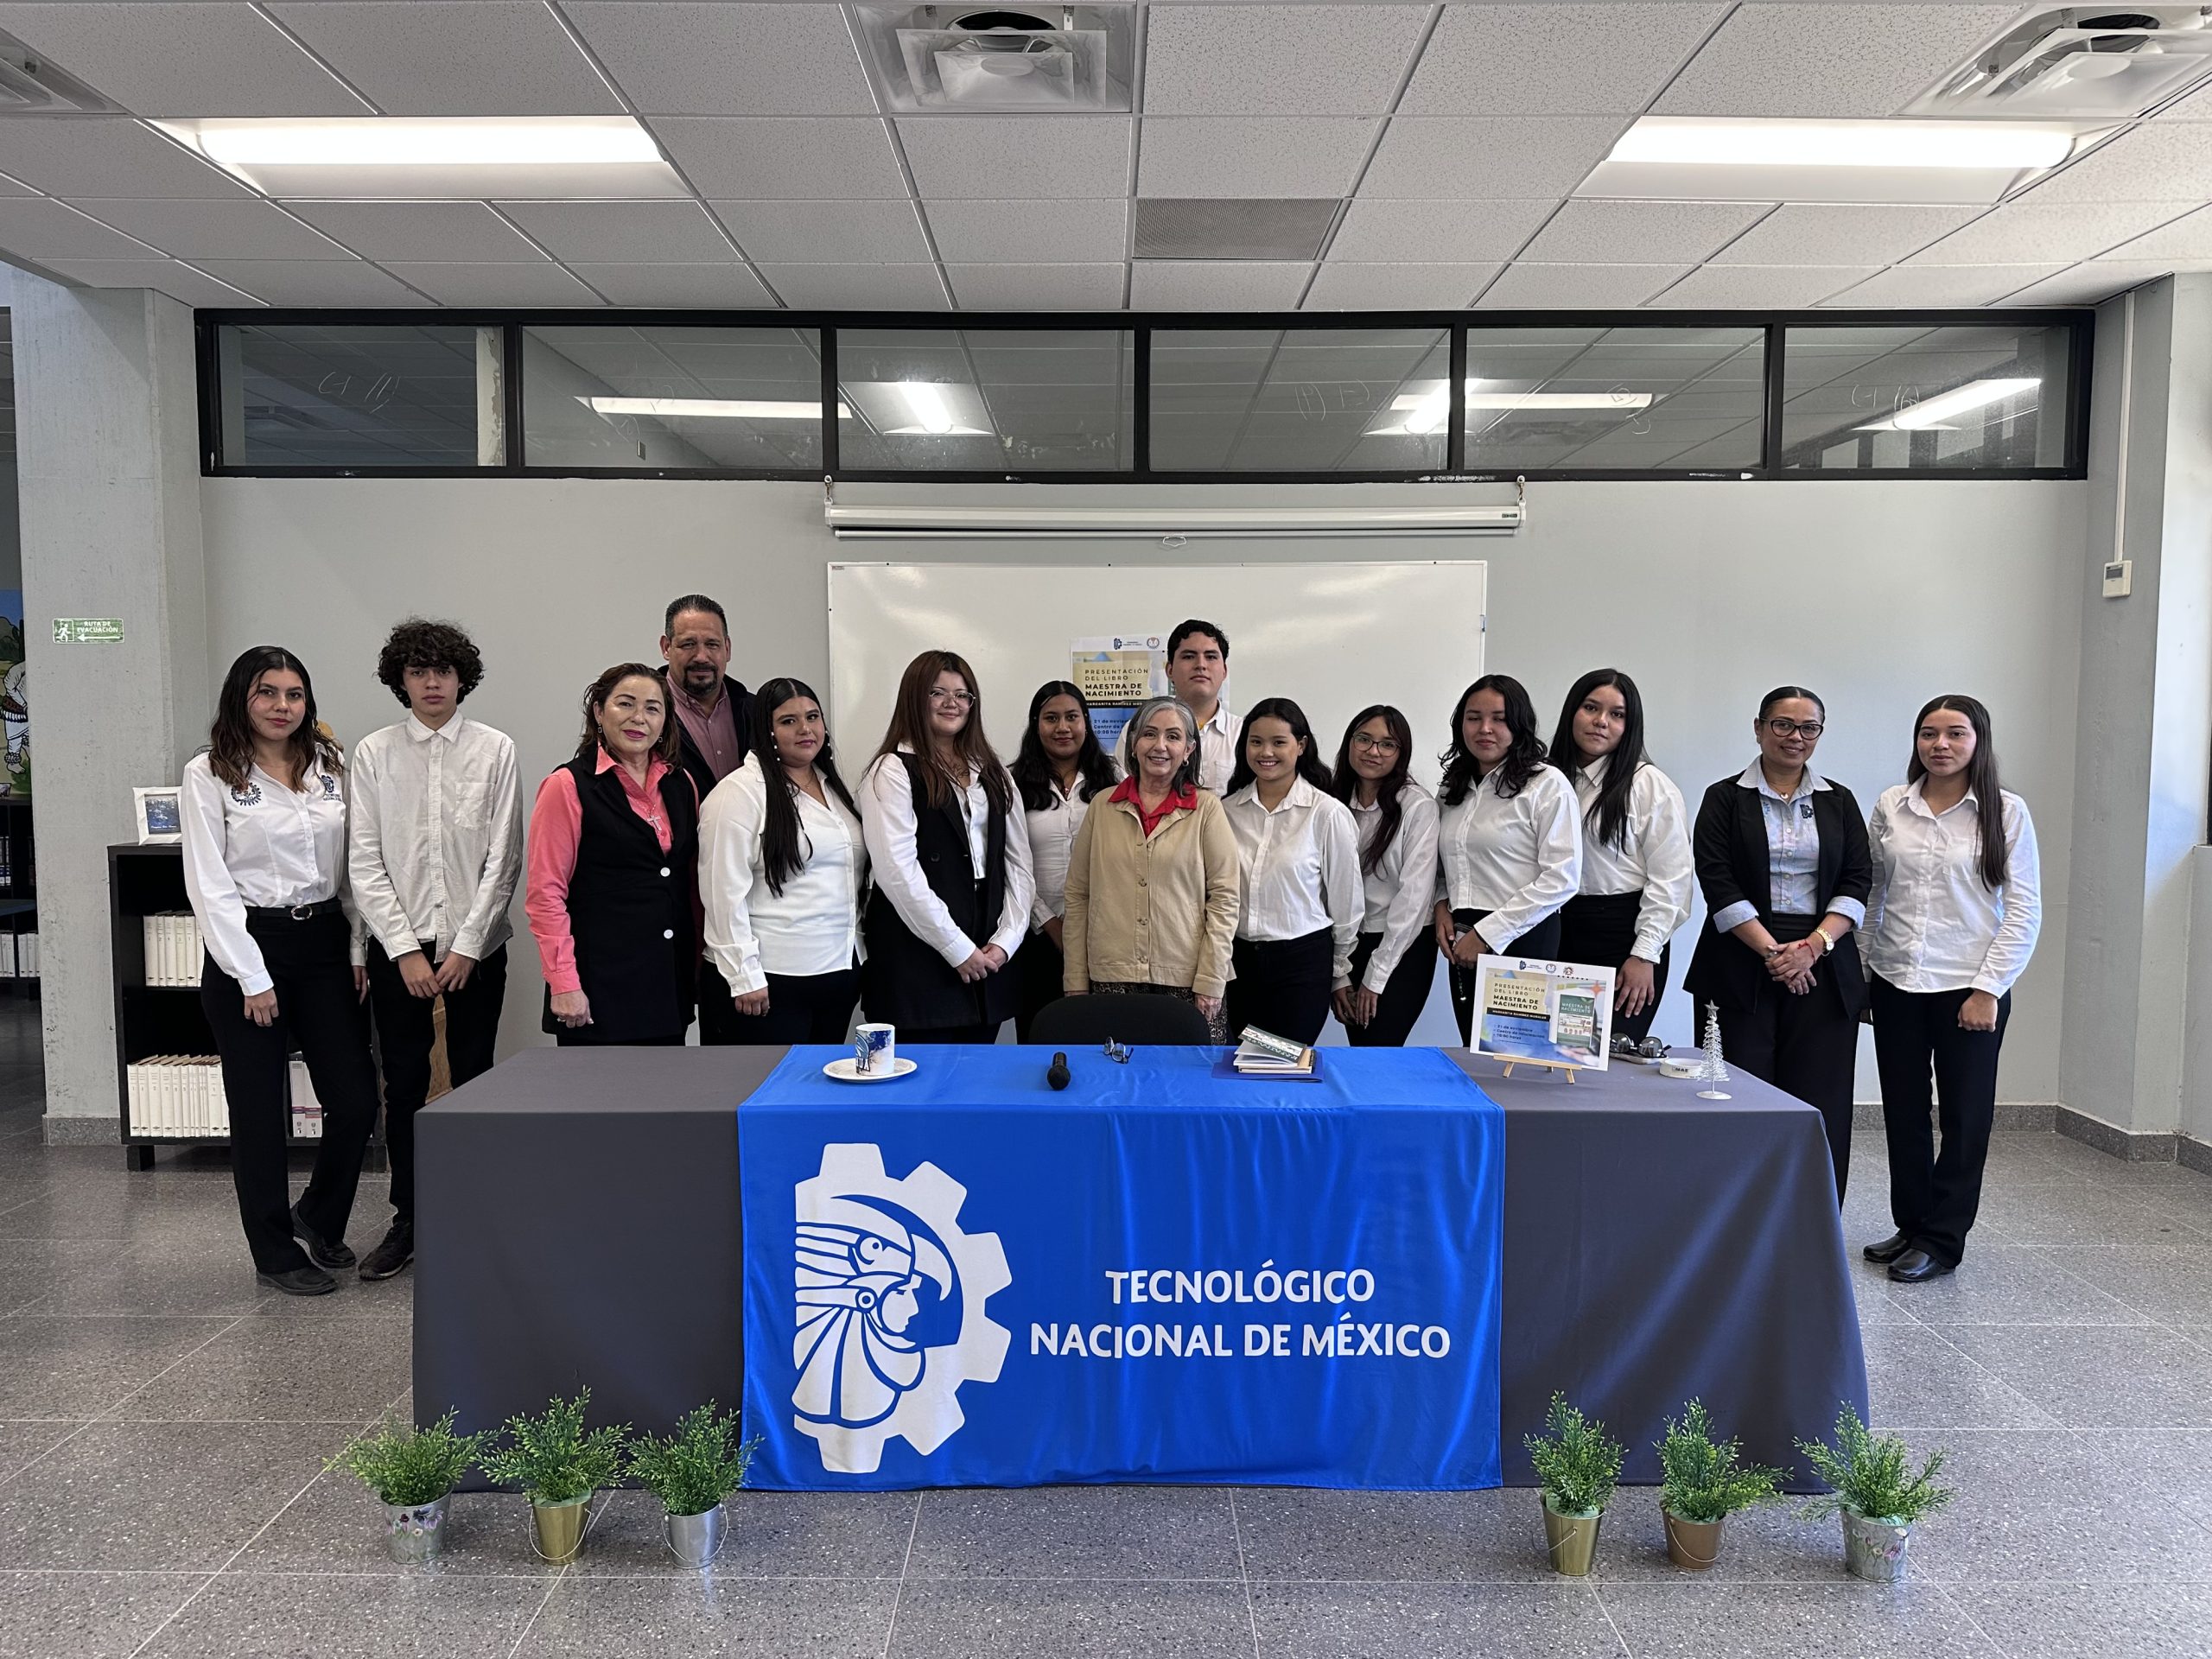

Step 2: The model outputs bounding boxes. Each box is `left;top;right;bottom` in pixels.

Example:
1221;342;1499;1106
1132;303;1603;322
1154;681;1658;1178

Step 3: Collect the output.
851;4;1135;111
0;29;125;114
1909;6;2212;118
1135;199;1342;262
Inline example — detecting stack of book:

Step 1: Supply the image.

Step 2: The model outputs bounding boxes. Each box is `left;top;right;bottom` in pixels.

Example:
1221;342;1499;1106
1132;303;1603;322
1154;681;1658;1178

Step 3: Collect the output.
1234;1026;1318;1077
127;1055;229;1135
143;912;205;986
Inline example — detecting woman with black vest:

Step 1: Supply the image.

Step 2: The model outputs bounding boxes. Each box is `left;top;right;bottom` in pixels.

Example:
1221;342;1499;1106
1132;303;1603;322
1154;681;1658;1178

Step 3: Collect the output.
524;663;700;1046
858;651;1034;1045
1682;685;1872;1202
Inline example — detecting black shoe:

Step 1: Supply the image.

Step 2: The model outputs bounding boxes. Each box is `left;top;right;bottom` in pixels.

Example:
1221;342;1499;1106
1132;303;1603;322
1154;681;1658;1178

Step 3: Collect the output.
1862;1231;1912;1264
1889;1248;1955;1282
359;1223;414;1281
257;1264;339;1296
291;1205;357;1270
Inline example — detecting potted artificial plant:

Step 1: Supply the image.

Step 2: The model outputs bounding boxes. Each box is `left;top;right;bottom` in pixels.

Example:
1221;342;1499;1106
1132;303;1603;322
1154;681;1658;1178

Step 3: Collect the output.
1796;1402;1953;1582
480;1388;629;1565
1655;1399;1787;1571
329;1409;486;1565
1525;1392;1624;1577
626;1402;761;1568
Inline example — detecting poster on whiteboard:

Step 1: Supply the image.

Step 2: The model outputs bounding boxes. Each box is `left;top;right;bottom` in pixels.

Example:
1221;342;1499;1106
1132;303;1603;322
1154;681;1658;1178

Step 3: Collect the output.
1070;633;1165;706
1470;956;1614;1071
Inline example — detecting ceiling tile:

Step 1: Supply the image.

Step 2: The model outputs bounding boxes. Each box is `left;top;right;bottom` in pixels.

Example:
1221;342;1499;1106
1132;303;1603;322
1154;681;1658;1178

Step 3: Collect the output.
1139;118;1376;199
270;1;622;117
2020;125;2212;205
560;263;774;308
1143;3;1431;115
2098;205;2212;264
1520;200;1769;264
1303;262;1499;309
924;199;1128;264
0;2;369;116
898;117;1131;200
758;264;949;308
1652;4;2016;118
283;200;550;264
0;198;159;260
1361;117;1626;200
566;2;873;116
495;200;734;265
709;200;929;265
383;262;604;307
73;198;352;261
1647;264;1874;308
1477;262;1691;307
0;175;35;199
2001;262;2180;305
1819;264;2069;307
1402;3;1728;117
192;258;431;306
1129;260;1310;310
1907;201;2201;267
0;119;252;199
1710;204;1980;267
1327;197;1554;263
651;118;907;200
35;256;260;307
945;264;1126;310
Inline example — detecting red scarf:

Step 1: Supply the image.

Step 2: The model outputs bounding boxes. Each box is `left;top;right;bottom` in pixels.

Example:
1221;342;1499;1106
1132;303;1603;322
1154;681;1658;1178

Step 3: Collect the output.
1109;776;1195;837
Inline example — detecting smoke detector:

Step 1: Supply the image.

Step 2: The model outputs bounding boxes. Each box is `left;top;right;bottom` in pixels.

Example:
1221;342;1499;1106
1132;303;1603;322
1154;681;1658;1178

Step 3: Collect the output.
0;29;125;114
1910;6;2212;118
851;5;1134;111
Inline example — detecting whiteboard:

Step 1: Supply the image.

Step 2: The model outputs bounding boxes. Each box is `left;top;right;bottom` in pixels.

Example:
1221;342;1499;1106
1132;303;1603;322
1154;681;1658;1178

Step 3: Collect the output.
826;561;1487;789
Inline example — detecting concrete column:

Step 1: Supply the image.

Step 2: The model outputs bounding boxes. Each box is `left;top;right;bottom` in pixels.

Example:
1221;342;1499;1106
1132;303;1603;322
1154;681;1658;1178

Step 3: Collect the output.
12;276;208;1139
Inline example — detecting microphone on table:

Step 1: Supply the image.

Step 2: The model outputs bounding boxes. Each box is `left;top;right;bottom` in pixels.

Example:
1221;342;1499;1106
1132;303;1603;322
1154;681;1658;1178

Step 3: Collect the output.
1047;1052;1071;1091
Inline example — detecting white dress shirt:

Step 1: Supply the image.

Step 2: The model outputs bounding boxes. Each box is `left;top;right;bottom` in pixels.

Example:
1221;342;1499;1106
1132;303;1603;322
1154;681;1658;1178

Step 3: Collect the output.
1437;763;1584;953
1709;762;1868;932
346;713;523;966
1023;776;1093;929
1222;774;1361;982
858;747;1036;969
699;758;868;994
1569;756;1694;963
1864;781;2041;996
1347;783;1440;994
181;750;364;998
1118;703;1243;794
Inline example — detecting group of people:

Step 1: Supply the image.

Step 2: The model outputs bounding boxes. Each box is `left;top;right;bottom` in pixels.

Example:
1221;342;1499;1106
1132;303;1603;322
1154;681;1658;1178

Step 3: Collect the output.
178;601;2040;1298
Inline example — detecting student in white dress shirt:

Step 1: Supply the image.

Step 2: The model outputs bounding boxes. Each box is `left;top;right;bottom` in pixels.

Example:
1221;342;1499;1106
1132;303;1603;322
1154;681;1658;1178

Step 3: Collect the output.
1861;696;2042;1284
1432;675;1583;1047
1115;620;1243;794
1327;705;1440;1048
699;677;868;1046
181;647;381;1298
347;618;522;1281
1222;696;1361;1046
1010;680;1117;1041
1546;669;1693;1047
858;652;1035;1045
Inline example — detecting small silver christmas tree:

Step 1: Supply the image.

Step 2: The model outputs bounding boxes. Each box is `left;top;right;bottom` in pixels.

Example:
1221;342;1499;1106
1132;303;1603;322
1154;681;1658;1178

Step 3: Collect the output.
1695;1003;1732;1099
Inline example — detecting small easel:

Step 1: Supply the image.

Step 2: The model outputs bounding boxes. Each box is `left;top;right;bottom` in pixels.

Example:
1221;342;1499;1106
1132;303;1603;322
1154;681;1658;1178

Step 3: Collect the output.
1498;1058;1580;1084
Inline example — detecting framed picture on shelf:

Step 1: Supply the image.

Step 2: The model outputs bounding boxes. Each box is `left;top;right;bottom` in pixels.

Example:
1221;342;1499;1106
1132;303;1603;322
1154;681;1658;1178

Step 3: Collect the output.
133;786;182;845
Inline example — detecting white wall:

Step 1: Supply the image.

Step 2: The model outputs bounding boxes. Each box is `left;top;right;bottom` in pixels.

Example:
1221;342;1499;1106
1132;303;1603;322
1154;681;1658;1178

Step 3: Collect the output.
199;473;2087;1099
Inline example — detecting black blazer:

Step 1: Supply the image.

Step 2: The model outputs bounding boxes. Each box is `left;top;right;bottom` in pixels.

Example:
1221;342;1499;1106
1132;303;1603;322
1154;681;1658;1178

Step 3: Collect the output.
673;677;754;804
1681;771;1872;1017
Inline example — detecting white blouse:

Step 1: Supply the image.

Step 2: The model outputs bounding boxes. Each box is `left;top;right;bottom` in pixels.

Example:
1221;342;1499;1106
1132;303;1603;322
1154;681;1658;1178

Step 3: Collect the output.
1436;762;1583;953
1347;783;1441;994
1569;756;1694;963
699;759;868;994
1864;781;2041;996
1023;775;1095;930
1222;774;1361;983
181;750;364;997
857;748;1035;969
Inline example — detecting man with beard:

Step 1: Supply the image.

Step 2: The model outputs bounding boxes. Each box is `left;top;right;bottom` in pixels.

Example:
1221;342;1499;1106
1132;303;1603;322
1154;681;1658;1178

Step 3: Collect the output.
660;594;755;801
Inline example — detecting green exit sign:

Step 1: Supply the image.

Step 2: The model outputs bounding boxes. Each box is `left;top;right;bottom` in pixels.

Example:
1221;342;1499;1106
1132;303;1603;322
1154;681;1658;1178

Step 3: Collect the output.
53;618;124;645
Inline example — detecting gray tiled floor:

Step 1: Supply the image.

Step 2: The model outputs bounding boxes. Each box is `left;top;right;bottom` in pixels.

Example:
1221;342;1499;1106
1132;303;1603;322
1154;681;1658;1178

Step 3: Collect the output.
3;995;2212;1658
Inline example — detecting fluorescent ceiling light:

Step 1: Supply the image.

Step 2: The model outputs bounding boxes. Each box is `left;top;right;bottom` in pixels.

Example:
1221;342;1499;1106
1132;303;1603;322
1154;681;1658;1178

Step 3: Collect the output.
582;397;842;421
1854;378;2040;431
153;117;685;199
1608;118;2078;171
1373;385;1656;435
900;382;957;435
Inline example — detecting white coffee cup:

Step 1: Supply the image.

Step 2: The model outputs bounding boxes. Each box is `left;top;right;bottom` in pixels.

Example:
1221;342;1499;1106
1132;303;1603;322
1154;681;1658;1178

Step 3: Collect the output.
855;1023;897;1074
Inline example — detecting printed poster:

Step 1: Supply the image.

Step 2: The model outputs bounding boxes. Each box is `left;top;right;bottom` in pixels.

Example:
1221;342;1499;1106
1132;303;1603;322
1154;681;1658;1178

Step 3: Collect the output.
1470;955;1615;1071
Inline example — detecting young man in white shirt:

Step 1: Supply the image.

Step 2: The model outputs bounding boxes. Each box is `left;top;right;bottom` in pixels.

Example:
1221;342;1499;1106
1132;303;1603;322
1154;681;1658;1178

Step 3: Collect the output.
347;619;523;1280
1117;620;1243;793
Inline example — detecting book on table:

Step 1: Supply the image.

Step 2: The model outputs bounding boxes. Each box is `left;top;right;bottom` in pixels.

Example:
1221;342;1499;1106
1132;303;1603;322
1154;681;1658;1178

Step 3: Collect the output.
1235;1026;1317;1076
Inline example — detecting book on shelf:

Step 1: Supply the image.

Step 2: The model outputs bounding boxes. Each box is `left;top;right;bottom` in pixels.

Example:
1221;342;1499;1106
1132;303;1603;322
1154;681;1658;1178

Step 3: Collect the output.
1234;1026;1318;1076
0;932;15;979
127;1054;229;1137
142;912;203;987
18;931;36;980
288;1056;323;1139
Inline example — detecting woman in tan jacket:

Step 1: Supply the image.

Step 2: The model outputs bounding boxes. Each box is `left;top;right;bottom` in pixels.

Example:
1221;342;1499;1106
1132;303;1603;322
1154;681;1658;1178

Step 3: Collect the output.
1062;696;1241;1041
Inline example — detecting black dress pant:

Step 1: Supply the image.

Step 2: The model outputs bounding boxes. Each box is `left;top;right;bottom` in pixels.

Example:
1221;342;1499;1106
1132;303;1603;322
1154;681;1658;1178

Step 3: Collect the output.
1014;928;1066;1043
200;910;380;1274
901;1021;1002;1046
1343;931;1438;1048
1555;890;1671;1044
365;940;507;1229
1225;927;1335;1046
1447;909;1565;1047
1712;917;1859;1204
555;1028;684;1047
1872;976;2011;1266
708;963;861;1046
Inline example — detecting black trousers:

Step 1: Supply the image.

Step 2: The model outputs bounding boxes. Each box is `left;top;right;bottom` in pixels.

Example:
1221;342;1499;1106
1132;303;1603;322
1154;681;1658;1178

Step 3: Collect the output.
200;910;380;1274
704;962;861;1046
1447;909;1564;1047
365;940;507;1228
1872;977;2012;1266
1713;917;1859;1204
1014;927;1065;1043
902;1021;1001;1046
1343;931;1438;1048
1225;927;1335;1046
555;1029;684;1047
1555;891;1672;1044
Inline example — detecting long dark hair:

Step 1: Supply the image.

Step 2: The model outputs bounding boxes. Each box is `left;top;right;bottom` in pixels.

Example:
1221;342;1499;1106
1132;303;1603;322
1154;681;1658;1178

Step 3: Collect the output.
1226;696;1333;797
1440;674;1545;804
871;650;1012;813
572;663;682;766
1331;704;1414;876
1906;694;2012;889
1012;680;1116;811
1548;668;1649;853
749;677;857;898
209;646;343;791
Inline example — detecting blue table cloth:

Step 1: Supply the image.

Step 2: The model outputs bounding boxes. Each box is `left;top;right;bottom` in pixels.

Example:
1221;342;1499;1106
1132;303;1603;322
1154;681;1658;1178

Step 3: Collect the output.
737;1044;1505;1491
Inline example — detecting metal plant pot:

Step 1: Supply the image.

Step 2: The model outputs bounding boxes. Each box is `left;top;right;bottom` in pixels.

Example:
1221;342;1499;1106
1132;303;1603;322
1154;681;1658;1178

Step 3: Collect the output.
382;1495;448;1565
531;1494;591;1564
1541;1497;1604;1576
664;1503;727;1568
1662;1509;1725;1571
1841;1508;1912;1581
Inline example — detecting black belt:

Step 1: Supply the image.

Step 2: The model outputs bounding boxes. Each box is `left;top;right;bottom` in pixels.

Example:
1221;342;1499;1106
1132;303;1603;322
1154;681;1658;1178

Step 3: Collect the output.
245;899;343;922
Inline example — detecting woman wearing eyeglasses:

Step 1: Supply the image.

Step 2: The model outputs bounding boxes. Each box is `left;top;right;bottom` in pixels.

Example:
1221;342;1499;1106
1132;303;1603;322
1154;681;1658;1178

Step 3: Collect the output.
1327;706;1440;1047
857;651;1034;1045
1682;686;1872;1202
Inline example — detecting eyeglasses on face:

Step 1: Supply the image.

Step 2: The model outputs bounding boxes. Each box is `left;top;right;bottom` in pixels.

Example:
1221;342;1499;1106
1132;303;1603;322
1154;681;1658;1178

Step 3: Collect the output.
1764;717;1824;740
1351;734;1402;754
927;687;976;706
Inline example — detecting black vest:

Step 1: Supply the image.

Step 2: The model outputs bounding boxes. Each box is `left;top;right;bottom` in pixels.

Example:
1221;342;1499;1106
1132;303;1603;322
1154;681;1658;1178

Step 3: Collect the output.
540;755;699;1042
861;753;1021;1031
